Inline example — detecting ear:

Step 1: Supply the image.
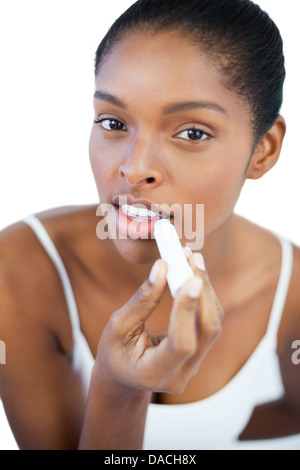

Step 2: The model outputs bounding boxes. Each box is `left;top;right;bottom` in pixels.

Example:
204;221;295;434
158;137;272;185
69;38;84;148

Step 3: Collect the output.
246;115;286;180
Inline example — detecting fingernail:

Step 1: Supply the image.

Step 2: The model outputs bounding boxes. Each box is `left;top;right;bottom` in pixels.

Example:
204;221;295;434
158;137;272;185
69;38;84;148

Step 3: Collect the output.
194;253;205;271
183;246;193;259
149;261;160;284
187;277;203;299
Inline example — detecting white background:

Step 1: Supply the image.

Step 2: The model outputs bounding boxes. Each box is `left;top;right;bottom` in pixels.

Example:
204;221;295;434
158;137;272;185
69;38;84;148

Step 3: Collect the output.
0;0;299;450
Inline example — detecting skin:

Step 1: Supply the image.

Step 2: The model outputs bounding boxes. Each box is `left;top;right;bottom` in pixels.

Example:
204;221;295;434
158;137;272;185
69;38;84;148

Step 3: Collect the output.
0;30;300;450
91;31;253;265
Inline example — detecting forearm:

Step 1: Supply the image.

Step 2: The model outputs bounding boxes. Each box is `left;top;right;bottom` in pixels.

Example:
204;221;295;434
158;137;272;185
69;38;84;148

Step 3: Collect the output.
239;399;300;440
78;366;151;450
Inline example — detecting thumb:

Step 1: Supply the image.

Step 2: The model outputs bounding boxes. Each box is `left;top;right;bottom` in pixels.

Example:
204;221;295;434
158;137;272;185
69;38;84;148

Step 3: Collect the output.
115;259;167;331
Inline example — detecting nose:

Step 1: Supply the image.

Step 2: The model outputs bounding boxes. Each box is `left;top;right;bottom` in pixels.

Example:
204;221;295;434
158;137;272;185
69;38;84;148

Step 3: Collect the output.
119;136;164;188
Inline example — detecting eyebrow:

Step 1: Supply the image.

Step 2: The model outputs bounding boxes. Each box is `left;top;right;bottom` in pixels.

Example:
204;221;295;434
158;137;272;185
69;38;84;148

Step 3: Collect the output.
94;90;228;116
94;90;126;109
162;101;228;116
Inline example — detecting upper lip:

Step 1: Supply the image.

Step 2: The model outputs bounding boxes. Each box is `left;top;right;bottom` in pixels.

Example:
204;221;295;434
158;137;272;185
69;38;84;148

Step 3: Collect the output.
112;195;172;219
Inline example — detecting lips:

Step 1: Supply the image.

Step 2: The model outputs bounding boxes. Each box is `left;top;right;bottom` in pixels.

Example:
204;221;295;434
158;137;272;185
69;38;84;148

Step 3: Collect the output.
120;204;159;222
111;195;173;240
112;195;172;221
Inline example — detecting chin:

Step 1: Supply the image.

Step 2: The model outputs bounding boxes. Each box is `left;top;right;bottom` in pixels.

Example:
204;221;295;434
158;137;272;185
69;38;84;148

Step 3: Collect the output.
113;238;159;265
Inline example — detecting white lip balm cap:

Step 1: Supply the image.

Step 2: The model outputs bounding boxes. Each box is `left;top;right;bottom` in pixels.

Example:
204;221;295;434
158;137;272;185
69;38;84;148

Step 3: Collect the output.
154;219;194;298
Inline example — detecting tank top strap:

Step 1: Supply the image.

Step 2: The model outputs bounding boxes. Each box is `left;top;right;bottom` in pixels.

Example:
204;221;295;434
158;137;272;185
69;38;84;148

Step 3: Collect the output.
265;232;294;341
22;214;81;334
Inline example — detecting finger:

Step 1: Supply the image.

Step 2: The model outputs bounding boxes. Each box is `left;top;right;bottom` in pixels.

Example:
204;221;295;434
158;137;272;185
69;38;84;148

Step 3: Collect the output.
183;246;193;259
188;253;223;354
189;253;225;323
189;251;206;273
113;259;167;332
157;276;203;369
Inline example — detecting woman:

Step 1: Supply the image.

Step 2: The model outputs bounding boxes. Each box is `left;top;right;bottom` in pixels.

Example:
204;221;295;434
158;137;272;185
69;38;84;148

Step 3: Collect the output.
0;0;299;450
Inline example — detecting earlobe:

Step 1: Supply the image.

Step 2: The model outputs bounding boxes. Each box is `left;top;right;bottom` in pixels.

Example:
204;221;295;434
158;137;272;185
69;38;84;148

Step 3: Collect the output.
246;115;286;180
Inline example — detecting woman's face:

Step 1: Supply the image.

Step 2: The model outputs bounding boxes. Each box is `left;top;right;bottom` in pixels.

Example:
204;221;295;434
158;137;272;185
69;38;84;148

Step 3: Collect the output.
89;30;254;264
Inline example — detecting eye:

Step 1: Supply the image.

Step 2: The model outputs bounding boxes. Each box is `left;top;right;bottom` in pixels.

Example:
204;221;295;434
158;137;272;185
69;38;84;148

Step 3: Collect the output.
94;118;127;132
176;127;211;141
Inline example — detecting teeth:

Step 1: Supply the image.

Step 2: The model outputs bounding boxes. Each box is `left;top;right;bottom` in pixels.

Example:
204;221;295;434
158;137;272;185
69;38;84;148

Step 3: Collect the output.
121;204;158;219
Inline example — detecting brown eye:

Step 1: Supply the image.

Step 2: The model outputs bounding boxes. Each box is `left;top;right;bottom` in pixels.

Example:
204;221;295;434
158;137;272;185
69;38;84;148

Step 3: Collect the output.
95;118;126;131
177;128;209;141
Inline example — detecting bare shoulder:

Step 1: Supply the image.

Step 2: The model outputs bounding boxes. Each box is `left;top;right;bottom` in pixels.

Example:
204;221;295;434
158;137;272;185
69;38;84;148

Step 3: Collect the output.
282;242;300;341
0;205;99;350
272;240;300;415
0;218;50;317
233;216;300;347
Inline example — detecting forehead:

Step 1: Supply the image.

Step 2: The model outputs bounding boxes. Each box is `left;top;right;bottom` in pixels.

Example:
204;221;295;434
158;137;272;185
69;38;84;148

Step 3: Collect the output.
95;30;249;121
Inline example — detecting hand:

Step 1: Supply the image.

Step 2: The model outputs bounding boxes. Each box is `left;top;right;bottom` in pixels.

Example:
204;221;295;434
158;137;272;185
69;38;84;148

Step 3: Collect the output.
95;253;224;395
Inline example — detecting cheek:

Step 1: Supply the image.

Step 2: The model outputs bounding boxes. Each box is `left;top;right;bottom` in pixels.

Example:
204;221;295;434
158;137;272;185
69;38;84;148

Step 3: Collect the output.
89;130;116;194
183;159;246;234
89;130;102;177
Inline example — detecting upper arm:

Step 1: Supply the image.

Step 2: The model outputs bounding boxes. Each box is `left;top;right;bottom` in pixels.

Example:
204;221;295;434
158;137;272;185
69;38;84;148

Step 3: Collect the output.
0;223;86;449
278;244;300;415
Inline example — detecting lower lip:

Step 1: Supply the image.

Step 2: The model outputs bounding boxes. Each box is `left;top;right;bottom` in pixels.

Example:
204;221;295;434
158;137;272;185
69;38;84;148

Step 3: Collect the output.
114;206;166;239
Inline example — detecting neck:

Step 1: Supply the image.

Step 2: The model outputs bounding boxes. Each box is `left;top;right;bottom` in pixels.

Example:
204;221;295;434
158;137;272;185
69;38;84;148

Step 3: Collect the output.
200;213;238;284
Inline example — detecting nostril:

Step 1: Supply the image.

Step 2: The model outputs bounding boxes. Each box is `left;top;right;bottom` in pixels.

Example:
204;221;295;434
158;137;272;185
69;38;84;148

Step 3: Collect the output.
146;177;155;183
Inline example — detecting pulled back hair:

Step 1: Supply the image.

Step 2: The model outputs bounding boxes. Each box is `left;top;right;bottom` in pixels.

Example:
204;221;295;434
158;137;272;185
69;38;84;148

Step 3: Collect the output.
95;0;285;142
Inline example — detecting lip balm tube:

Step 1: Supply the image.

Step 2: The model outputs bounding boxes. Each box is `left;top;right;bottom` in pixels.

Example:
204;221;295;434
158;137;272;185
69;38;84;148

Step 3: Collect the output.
154;219;194;298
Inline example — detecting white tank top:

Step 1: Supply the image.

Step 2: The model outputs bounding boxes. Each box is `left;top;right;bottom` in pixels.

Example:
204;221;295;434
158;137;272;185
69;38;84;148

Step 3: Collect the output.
22;214;300;450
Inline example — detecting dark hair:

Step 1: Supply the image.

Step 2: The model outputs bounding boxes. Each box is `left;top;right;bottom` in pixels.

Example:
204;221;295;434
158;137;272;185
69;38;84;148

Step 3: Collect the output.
95;0;285;142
